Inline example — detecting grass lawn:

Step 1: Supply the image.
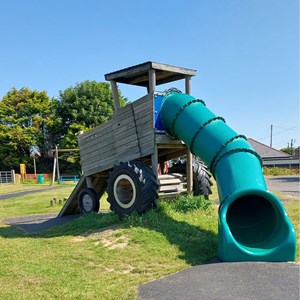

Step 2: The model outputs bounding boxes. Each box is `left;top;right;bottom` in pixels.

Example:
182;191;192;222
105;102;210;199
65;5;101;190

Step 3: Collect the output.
0;180;298;300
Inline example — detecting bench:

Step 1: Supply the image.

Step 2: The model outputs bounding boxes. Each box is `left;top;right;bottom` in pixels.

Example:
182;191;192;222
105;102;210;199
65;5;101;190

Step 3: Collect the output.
59;175;79;184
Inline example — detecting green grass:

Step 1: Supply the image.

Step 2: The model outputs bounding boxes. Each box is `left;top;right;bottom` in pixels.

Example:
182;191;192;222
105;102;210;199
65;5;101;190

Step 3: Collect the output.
0;187;74;218
0;185;218;300
0;181;298;300
263;167;299;176
283;198;300;259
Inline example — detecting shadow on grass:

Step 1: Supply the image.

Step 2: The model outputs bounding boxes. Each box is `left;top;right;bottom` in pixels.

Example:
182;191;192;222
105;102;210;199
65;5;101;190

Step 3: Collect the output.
0;206;218;266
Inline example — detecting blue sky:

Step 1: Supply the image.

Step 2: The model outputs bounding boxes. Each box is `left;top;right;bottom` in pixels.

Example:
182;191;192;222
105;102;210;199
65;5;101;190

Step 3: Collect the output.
0;0;299;149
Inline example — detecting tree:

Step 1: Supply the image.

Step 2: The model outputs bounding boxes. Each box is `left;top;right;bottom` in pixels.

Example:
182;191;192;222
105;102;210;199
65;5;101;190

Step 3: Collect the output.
52;80;126;145
280;147;295;155
49;80;127;169
0;87;54;170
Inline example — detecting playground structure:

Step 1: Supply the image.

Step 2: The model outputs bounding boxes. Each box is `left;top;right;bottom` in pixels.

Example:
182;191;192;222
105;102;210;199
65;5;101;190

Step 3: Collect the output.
59;62;296;262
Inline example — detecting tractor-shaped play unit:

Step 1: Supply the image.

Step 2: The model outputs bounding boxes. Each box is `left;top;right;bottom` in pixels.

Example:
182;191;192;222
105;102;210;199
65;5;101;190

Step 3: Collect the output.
59;62;296;262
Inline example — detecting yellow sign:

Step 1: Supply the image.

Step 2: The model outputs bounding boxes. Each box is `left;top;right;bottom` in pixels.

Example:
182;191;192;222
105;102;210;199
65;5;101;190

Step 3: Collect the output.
20;164;26;174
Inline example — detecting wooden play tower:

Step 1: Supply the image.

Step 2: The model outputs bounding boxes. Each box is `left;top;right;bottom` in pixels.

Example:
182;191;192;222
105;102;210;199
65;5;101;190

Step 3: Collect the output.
59;62;211;217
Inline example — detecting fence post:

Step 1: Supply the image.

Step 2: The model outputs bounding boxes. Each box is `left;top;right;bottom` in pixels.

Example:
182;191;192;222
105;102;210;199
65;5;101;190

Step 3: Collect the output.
11;170;15;184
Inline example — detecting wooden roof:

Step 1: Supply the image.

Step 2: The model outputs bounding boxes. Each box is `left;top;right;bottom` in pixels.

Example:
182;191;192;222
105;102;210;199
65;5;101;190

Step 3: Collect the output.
104;61;196;87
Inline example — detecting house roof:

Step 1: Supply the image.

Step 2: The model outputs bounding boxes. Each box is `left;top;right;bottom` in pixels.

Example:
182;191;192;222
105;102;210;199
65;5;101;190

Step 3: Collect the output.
247;138;291;159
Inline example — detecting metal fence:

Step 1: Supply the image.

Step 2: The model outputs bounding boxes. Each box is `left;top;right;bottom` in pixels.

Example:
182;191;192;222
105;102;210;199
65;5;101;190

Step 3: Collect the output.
0;171;15;184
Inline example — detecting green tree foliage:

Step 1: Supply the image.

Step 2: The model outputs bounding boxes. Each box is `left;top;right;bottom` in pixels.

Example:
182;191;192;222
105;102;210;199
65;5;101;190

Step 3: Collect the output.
280;147;294;155
0;87;54;170
52;81;126;147
49;80;127;169
0;81;126;173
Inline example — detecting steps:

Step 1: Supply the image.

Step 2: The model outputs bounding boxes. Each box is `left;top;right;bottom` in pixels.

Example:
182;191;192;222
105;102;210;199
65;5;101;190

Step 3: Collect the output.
158;173;186;198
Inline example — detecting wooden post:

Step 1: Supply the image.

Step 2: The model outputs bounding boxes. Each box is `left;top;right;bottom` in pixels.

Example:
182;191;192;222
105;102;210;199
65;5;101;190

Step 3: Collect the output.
11;170;15;184
33;156;37;178
52;156;56;186
185;75;193;193
151;144;159;184
55;145;60;183
86;176;93;188
185;75;192;94
148;69;156;94
110;80;120;111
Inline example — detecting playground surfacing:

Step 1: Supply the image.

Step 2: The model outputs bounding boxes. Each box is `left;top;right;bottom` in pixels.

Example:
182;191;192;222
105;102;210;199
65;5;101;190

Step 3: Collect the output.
138;261;299;300
5;213;78;233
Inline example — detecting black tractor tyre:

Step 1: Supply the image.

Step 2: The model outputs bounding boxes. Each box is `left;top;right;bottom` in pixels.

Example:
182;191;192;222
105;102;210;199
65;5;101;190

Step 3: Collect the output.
78;188;100;213
107;161;159;216
168;159;213;199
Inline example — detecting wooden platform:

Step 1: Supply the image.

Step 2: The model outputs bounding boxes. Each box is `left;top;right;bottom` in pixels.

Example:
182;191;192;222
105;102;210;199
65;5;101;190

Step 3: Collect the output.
104;61;196;87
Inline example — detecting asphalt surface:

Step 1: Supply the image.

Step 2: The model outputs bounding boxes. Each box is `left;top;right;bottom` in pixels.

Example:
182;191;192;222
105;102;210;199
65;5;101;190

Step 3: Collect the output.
138;261;299;300
0;186;68;200
2;186;77;233
5;213;78;233
265;175;299;198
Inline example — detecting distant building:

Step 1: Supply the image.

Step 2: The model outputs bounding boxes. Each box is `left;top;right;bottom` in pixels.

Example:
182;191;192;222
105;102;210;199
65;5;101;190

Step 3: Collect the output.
248;138;299;168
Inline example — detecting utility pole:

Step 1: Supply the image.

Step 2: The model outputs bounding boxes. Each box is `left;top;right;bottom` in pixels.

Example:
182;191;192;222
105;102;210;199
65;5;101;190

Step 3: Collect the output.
270;124;273;147
290;139;294;155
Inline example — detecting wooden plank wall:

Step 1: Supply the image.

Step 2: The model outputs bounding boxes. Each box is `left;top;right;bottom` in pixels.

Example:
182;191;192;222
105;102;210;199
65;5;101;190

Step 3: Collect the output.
78;93;155;176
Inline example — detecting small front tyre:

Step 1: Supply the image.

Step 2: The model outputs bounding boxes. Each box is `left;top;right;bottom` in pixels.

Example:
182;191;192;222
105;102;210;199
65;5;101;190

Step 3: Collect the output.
78;188;100;213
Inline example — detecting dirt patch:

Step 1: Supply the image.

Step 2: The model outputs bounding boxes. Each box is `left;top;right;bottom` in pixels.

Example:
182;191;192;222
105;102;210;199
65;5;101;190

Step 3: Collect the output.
70;236;85;242
87;261;134;274
72;224;130;250
100;234;130;250
103;264;134;274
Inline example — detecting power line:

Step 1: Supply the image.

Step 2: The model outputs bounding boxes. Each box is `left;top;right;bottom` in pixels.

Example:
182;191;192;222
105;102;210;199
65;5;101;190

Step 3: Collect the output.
272;139;298;149
271;125;299;137
272;125;299;131
258;124;299;141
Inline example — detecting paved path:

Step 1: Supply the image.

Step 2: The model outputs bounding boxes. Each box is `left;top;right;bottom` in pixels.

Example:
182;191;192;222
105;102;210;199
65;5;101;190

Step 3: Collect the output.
0;186;69;201
5;213;78;233
138;261;299;300
265;175;299;198
2;186;77;233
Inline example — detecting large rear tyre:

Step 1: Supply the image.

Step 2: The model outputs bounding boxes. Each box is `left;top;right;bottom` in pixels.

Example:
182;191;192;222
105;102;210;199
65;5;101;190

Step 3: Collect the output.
168;159;213;199
107;161;159;216
78;188;100;213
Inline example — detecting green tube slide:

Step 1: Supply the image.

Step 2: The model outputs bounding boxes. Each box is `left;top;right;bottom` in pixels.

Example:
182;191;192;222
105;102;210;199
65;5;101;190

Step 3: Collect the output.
160;90;296;262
